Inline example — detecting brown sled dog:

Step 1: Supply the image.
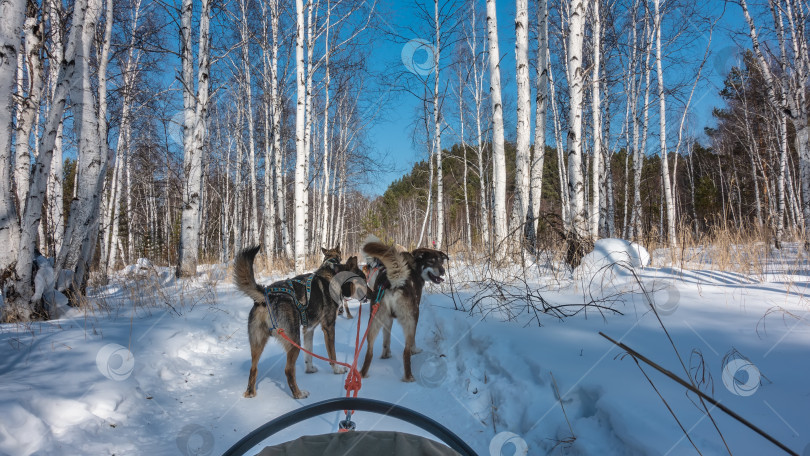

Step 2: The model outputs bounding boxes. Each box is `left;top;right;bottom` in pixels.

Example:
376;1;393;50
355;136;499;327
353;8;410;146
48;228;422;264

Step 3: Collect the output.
360;241;448;382
234;246;363;399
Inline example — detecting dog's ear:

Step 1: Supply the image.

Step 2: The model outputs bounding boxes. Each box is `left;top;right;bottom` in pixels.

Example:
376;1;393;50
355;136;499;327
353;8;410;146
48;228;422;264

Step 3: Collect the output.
346;256;358;269
411;248;431;262
321;247;328;255
335;243;341;252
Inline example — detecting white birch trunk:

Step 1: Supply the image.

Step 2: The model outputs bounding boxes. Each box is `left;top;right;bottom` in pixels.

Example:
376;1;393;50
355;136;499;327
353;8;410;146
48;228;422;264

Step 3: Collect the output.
418;108;434;247
514;0;531;238
434;0;444;249
319;3;331;249
45;0;65;256
302;0;316;255
47;122;64;254
104;0;141;272
293;0;308;272
467;0;489;248
739;0;790;247
4;0;82;318
14;7;44;217
261;1;276;256
177;0;211;276
268;0;290;257
485;0;508;252
0;0;26;276
239;0;259;246
566;0;588;240
589;0;602;240
653;0;676;247
56;0;108;298
631;14;653;240
530;0;548;240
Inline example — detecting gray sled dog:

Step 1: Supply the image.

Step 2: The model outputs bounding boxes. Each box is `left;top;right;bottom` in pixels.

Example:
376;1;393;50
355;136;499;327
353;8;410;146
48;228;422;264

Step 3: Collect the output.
233;245;364;399
359;238;448;382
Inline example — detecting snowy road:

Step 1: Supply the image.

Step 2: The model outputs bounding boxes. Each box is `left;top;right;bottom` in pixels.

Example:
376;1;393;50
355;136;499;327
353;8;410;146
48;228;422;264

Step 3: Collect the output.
1;258;809;455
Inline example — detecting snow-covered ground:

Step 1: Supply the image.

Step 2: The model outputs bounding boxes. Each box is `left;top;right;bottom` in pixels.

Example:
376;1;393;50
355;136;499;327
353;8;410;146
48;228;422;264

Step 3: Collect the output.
1;242;809;455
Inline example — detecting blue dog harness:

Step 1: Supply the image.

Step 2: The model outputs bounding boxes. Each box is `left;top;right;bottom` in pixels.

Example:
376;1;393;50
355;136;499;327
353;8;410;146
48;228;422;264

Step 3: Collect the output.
263;274;315;327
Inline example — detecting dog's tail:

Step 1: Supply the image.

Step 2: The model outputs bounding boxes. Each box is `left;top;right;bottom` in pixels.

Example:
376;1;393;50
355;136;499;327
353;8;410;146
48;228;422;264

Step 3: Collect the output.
362;241;410;288
361;235;382;264
233;245;267;303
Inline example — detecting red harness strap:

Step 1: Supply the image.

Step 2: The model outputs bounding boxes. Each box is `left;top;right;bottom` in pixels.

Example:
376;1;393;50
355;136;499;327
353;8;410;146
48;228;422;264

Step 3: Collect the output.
274;294;382;423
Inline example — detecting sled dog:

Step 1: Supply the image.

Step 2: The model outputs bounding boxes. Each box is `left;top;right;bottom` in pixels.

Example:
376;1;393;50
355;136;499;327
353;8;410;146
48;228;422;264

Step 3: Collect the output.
359;239;448;382
234;246;363;398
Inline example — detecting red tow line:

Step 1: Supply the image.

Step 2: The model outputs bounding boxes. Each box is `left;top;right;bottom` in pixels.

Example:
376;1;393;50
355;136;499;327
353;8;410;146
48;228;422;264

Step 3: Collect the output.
275;289;383;431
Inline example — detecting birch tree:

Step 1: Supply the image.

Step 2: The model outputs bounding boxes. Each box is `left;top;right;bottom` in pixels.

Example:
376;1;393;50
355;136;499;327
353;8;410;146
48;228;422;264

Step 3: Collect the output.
293;0;308;272
465;0;490;248
433;0;444;249
654;0;676;247
589;0;602;240
102;0;143;273
14;0;44;217
55;0;112;302
269;0;292;257
3;0;87;319
260;0;276;256
319;1;333;250
485;0;508;254
0;0;26;279
529;0;549;246
239;0;259;246
177;0;212;277
739;0;788;247
566;0;589;251
739;0;810;248
514;0;530;241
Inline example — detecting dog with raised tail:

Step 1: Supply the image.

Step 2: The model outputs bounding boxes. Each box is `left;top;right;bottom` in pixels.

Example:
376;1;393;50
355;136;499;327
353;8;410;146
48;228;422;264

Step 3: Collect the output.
234;246;363;399
359;237;448;382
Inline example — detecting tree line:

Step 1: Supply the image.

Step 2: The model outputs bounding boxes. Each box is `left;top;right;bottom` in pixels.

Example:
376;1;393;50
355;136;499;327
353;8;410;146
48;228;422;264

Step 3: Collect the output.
1;0;808;321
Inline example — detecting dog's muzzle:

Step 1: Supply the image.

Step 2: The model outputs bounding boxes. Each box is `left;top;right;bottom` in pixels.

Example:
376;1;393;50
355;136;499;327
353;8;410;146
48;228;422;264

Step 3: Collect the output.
427;269;444;284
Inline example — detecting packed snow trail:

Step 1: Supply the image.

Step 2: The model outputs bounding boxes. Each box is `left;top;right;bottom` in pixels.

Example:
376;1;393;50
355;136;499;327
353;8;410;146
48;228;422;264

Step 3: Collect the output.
1;256;809;455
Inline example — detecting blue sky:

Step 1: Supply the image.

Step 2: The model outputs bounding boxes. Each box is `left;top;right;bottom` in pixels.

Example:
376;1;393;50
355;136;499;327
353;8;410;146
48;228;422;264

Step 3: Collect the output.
362;1;745;196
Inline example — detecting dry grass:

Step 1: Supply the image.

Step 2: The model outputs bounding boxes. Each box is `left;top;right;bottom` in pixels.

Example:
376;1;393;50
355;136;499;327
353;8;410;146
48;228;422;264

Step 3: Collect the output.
646;223;808;280
89;263;220;318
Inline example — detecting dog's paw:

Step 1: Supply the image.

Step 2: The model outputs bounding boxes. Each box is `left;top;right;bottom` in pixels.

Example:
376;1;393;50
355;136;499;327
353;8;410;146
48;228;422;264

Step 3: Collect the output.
243;390;256;398
402;375;416;383
410;346;423;354
332;365;348;375
294;390;310;399
305;365;318;374
345;314;354;319
381;347;391;359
